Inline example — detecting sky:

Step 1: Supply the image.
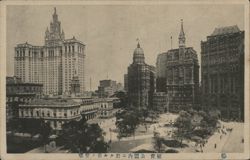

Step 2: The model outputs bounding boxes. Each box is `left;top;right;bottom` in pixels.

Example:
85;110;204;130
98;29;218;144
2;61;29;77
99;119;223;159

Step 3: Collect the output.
6;4;244;91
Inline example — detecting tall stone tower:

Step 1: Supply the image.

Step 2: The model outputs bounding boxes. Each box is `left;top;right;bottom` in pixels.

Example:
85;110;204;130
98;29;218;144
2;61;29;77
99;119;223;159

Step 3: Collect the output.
45;7;65;46
14;8;86;96
165;20;199;112
178;19;186;60
127;41;155;110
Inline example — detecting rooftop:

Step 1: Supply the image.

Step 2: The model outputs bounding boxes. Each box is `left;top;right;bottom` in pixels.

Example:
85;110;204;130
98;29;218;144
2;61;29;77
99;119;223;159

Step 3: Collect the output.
16;42;43;48
64;36;85;45
22;98;80;107
167;47;195;55
211;25;240;36
6;76;43;86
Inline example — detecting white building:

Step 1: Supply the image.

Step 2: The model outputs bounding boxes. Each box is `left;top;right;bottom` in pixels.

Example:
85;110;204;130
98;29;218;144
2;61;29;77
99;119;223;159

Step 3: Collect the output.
18;99;82;131
99;98;115;118
18;97;118;131
14;8;85;96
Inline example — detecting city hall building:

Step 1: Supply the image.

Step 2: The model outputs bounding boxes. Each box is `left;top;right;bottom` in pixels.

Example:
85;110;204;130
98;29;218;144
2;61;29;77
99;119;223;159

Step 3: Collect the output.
201;25;244;120
14;8;86;96
18;97;118;131
165;20;199;112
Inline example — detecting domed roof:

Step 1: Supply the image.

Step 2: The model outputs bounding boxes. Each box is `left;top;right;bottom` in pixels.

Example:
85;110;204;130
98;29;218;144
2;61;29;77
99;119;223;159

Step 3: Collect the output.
134;43;144;55
133;42;145;64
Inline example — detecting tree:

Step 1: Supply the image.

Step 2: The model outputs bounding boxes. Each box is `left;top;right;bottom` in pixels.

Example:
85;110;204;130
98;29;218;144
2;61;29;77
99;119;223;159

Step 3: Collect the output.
173;110;192;146
173;109;219;146
141;108;149;122
153;132;165;153
113;91;128;108
8;118;47;138
61;115;109;153
115;110;140;138
40;120;52;153
7;118;21;134
148;110;159;123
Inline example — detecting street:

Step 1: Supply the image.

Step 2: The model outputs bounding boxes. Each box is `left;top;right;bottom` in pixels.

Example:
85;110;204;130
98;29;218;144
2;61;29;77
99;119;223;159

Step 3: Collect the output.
203;121;244;153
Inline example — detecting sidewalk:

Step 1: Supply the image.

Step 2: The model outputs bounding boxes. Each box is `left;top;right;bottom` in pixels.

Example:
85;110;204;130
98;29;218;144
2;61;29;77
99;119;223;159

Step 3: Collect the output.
203;122;243;153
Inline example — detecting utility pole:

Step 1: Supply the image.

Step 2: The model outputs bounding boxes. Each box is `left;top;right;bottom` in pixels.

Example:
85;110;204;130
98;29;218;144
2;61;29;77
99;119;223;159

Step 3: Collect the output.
89;77;92;91
171;36;173;49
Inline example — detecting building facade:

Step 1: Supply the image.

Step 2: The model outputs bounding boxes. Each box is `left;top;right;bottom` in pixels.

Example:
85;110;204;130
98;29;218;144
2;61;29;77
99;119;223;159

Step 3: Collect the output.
6;76;43;124
97;79;122;97
14;8;86;96
18;99;82;131
201;25;244;120
127;42;156;109
156;52;168;92
18;97;118;131
99;98;115;118
124;74;128;92
152;92;168;112
165;20;199;112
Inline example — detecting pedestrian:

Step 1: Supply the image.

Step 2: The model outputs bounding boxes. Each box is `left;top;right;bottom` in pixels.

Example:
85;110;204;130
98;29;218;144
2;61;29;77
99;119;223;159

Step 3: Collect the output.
214;143;217;149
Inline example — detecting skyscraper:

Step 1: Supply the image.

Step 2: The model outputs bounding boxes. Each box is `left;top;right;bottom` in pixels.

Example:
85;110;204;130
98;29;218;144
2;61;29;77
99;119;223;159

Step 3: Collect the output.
124;74;128;92
165;20;199;112
201;25;244;120
14;8;86;95
156;52;168;92
127;42;156;109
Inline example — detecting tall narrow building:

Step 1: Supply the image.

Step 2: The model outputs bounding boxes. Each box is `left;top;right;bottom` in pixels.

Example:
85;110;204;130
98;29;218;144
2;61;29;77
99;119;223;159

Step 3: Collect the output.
14;8;86;95
127;42;156;109
156;52;168;92
201;25;244;120
165;20;199;112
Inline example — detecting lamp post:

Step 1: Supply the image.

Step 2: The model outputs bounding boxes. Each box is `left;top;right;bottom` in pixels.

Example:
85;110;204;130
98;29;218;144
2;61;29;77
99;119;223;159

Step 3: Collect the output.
109;128;112;142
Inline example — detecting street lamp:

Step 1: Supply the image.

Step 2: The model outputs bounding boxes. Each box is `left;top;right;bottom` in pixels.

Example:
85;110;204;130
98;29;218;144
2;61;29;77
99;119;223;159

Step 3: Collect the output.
109;128;112;142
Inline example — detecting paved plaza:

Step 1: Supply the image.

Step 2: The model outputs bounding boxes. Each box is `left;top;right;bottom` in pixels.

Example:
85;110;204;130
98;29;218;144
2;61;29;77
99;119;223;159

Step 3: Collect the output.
25;112;244;153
